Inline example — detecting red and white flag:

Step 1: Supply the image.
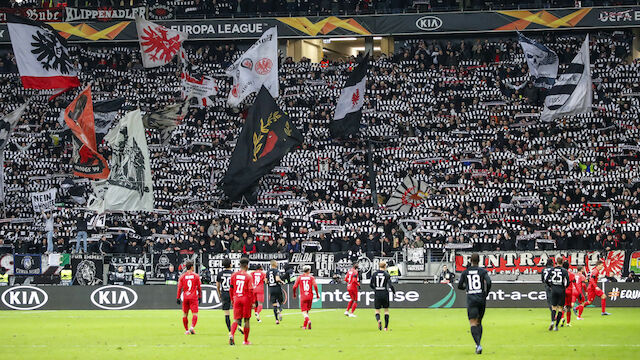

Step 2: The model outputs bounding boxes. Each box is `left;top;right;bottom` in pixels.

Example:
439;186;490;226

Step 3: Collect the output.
136;16;187;68
6;14;80;90
179;49;218;107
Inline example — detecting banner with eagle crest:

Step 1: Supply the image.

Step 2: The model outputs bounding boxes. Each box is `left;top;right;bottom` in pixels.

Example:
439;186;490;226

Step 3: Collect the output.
385;176;430;213
330;52;369;139
6;14;80;90
136;16;187;68
222;86;303;202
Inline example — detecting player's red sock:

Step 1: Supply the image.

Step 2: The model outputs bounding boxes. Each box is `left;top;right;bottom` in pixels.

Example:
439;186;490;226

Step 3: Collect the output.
243;327;250;342
346;301;353;311
182;316;189;331
230;322;238;336
256;305;263;314
191;315;198;328
601;298;606;313
303;316;309;328
566;310;571;324
577;305;584;317
351;302;357;313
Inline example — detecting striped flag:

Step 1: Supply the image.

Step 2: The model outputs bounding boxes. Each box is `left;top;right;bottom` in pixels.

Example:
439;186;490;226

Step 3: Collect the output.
541;36;592;122
330;53;369;139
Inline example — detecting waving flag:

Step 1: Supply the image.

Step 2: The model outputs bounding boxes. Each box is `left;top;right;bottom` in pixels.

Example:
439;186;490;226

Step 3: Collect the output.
541;36;592;122
226;27;278;107
386;176;430;213
222;86;303;202
6;14;80;90
517;32;558;89
136;16;187;68
64;86;110;179
142;103;187;145
90;109;154;212
330;53;369;139
0;102;28;202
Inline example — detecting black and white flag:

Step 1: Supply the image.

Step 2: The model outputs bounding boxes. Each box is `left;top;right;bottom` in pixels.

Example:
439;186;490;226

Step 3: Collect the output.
90;109;154;212
6;15;80;90
517;32;558;89
541;36;592;122
329;53;369;139
0;103;28;202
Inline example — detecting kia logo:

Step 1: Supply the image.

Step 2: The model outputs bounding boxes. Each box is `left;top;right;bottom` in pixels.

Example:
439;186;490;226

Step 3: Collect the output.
90;285;138;310
415;16;443;31
198;285;222;309
1;286;48;310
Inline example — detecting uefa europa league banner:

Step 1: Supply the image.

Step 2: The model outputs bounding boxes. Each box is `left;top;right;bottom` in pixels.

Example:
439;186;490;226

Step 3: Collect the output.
3;7;640;42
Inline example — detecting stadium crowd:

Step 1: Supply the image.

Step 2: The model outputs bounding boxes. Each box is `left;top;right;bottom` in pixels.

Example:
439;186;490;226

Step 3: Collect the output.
1;30;640;258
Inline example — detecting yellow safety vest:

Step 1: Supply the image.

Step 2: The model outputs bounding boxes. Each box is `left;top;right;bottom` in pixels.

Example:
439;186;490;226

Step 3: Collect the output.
61;270;72;281
133;269;145;280
388;267;399;276
0;273;8;285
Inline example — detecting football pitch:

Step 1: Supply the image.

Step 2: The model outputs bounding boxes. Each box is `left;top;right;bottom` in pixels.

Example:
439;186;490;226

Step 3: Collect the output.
0;308;637;359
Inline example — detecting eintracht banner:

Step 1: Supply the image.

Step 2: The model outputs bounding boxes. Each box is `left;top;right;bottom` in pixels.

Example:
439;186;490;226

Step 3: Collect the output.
91;109;154;212
541;35;592;122
0;103;27;202
6;15;80;89
181;72;218;107
226;26;278;107
136;16;187;68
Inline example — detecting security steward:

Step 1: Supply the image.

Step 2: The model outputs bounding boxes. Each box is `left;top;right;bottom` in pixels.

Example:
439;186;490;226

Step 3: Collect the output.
0;267;9;286
60;265;73;286
388;261;401;284
133;265;146;285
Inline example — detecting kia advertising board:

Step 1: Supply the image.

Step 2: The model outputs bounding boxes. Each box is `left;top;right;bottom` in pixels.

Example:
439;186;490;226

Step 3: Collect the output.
1;283;639;310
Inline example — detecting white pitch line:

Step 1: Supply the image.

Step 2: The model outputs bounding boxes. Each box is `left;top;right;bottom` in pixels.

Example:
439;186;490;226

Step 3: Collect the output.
262;309;336;318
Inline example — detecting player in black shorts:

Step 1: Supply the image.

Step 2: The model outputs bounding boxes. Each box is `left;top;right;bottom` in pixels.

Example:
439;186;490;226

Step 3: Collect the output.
369;261;395;331
216;258;234;332
541;259;554;321
543;255;570;331
267;260;285;324
458;253;492;355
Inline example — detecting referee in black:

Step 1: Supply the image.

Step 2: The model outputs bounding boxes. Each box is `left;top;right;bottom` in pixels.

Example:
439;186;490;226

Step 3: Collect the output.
543;255;570;331
370;261;395;331
458;253;492;355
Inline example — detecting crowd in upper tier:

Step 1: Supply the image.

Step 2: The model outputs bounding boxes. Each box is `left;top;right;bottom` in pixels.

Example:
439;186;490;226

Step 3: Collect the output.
0;0;635;18
1;29;640;258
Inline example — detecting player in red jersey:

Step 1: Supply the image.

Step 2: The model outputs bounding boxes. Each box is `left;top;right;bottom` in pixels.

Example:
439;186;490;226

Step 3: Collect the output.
344;262;360;317
176;261;202;335
575;260;611;318
229;258;255;345
293;265;320;329
252;265;266;322
572;266;587;318
561;261;576;327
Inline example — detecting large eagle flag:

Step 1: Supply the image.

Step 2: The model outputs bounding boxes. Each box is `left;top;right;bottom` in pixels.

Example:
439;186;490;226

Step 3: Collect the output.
6;14;80;90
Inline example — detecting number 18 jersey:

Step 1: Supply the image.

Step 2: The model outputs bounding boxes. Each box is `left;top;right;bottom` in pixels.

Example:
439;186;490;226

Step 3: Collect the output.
458;266;492;302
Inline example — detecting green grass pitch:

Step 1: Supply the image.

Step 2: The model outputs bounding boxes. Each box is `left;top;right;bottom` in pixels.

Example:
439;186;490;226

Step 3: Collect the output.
1;307;637;359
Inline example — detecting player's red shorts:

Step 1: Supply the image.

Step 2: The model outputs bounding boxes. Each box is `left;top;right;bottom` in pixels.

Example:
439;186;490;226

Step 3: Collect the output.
254;292;264;304
233;298;252;320
347;287;358;302
182;298;198;314
564;291;574;307
587;286;604;303
300;299;313;312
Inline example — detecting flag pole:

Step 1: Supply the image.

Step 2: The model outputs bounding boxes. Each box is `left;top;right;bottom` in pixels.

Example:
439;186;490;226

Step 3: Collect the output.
363;51;377;208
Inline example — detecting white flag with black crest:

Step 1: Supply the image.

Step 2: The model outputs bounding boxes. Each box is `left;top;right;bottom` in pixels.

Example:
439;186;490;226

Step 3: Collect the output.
541;36;592;122
517;32;558;89
6;15;80;90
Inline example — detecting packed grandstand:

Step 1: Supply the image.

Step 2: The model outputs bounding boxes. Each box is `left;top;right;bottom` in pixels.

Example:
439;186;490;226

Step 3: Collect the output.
0;28;638;258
